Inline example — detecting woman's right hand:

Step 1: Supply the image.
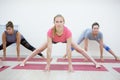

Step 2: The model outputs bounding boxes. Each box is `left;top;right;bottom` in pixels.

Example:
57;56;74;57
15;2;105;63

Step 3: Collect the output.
45;64;50;72
68;65;74;72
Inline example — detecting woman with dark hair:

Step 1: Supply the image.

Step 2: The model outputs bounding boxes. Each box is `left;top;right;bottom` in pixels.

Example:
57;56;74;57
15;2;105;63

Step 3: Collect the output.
0;21;44;60
63;22;119;61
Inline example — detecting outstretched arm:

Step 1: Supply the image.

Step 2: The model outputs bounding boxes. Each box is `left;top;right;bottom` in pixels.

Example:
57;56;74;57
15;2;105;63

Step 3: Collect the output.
84;38;88;51
83;38;90;61
66;37;73;72
99;39;104;61
2;32;6;60
16;32;21;60
45;36;52;71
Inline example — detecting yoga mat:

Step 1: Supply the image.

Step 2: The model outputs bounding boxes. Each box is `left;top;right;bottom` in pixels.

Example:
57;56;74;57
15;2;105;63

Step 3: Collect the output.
1;57;48;62
113;67;120;73
95;59;120;63
57;58;91;62
57;58;120;63
0;66;9;72
12;64;108;71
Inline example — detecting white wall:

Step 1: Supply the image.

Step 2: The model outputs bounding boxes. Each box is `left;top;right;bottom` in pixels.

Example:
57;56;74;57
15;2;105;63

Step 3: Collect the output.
0;0;120;58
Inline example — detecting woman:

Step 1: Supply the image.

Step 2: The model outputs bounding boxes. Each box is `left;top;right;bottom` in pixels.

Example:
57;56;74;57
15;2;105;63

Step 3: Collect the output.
0;21;44;60
20;14;101;72
63;22;119;61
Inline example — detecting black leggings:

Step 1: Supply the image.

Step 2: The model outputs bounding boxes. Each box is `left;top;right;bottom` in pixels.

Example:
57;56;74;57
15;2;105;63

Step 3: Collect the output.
0;38;43;57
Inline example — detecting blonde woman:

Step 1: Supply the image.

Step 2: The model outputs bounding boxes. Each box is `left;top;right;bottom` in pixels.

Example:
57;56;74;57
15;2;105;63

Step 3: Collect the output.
20;14;101;72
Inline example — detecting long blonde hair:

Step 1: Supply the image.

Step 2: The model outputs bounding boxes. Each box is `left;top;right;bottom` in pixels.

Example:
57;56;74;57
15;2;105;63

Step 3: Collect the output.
52;14;65;38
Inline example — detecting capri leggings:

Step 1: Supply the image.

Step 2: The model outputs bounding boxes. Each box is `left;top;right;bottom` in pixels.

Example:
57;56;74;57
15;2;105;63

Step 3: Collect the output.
0;38;43;56
71;32;110;51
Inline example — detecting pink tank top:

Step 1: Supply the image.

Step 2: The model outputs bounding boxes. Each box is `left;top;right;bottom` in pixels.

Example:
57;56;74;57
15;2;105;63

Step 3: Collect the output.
47;26;72;43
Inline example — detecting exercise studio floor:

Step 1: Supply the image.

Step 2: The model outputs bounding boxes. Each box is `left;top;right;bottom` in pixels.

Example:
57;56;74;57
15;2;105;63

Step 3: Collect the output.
0;57;120;80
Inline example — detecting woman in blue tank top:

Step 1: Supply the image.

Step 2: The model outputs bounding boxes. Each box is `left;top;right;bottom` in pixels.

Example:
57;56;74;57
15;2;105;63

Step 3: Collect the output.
0;21;44;60
63;22;119;61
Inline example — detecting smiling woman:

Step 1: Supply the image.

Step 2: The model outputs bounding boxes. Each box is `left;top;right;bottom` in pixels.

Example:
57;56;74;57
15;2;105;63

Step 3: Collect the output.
63;22;119;61
20;14;101;72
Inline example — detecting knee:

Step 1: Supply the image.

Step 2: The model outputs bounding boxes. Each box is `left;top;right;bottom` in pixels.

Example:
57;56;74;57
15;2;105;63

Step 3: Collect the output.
71;47;74;51
34;49;40;53
80;49;86;53
76;48;85;53
105;46;110;51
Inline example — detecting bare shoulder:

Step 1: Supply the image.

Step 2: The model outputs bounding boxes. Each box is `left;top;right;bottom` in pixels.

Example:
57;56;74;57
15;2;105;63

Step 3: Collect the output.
2;32;6;36
16;31;21;35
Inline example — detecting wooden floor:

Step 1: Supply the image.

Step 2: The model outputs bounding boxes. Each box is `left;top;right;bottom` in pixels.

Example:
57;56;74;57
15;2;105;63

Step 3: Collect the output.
0;57;120;80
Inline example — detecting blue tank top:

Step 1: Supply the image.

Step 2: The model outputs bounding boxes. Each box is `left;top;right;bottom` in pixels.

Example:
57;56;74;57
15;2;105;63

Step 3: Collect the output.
84;28;103;41
5;30;23;43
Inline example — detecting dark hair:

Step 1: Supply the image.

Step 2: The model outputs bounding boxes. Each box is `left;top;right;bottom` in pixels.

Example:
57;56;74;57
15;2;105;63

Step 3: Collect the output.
92;22;99;29
6;21;14;29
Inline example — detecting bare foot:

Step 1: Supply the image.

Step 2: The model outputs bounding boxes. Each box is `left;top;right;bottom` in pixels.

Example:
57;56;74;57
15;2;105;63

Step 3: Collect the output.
45;65;50;72
115;57;119;61
96;64;101;68
100;58;104;62
63;54;67;59
19;62;25;66
17;57;21;61
83;58;89;62
68;65;74;72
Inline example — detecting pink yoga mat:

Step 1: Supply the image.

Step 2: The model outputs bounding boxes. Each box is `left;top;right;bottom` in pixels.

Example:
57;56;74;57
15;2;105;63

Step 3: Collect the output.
95;59;120;63
0;66;9;72
12;64;108;71
0;57;47;62
57;58;91;62
113;67;120;73
57;58;120;63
